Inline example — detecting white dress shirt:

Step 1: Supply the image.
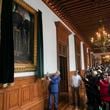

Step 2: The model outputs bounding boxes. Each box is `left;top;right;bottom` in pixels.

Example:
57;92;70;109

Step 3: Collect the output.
71;74;81;88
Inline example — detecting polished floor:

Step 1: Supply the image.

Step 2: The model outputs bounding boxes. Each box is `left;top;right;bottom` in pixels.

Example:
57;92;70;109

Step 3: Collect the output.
59;99;87;110
59;86;87;110
60;105;86;110
59;102;87;110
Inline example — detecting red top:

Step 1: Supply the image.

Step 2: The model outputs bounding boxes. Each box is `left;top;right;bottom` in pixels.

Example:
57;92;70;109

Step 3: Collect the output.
99;79;110;102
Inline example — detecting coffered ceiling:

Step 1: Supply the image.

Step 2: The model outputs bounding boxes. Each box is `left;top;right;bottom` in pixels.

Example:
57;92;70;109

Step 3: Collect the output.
42;0;110;53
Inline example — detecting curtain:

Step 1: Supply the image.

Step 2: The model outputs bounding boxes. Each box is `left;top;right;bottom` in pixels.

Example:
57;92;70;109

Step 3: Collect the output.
0;0;14;83
36;10;44;78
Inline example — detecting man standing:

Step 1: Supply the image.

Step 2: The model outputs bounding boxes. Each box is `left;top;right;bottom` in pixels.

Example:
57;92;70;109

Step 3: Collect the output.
47;70;61;110
71;70;82;107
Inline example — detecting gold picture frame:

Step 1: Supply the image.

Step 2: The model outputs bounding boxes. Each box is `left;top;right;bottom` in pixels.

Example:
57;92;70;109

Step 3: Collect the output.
13;0;37;72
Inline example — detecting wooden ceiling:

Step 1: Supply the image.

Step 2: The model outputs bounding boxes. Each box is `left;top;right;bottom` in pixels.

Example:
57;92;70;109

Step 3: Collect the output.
43;0;110;53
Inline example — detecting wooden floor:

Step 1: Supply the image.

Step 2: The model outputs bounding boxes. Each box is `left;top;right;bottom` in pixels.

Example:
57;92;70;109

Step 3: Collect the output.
59;86;87;110
59;98;87;110
59;105;87;110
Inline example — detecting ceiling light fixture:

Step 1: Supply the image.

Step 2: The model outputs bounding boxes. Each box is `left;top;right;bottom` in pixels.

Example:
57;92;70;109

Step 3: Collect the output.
90;20;110;52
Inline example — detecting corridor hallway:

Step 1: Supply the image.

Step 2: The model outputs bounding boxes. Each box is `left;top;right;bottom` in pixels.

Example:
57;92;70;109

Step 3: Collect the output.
1;0;110;110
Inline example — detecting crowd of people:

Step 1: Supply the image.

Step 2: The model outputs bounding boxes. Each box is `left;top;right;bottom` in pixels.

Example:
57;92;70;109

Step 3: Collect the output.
83;63;110;110
45;63;110;110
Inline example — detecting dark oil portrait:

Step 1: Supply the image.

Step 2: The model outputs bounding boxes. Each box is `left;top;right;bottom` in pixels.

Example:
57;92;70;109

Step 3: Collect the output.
13;0;37;72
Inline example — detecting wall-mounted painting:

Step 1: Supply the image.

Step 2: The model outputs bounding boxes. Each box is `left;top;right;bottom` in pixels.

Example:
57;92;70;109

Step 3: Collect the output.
13;0;37;72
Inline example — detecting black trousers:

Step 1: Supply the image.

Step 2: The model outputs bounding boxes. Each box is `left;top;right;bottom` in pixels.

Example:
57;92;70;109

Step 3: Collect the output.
72;87;80;106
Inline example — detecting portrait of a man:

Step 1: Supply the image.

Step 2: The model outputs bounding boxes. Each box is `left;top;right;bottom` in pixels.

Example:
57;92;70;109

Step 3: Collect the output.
13;1;34;64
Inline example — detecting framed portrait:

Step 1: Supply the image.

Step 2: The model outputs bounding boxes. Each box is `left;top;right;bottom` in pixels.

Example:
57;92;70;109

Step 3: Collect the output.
13;0;37;72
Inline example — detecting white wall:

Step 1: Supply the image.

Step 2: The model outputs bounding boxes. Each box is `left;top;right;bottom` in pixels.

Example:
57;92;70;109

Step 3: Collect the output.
15;0;76;77
80;42;85;70
24;0;58;75
69;34;76;71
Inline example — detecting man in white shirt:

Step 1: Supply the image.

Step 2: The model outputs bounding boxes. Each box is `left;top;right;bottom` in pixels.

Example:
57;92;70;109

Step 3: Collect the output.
71;70;82;107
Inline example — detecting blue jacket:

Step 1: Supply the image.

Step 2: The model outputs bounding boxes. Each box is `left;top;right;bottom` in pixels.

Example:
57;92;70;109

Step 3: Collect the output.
48;75;61;93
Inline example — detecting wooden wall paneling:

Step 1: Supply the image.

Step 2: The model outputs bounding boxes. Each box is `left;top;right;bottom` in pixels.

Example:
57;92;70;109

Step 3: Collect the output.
42;80;48;97
37;80;43;98
0;76;49;110
83;44;87;69
88;49;91;67
89;52;92;67
75;36;81;71
31;83;39;100
56;22;68;85
55;22;70;45
87;48;89;67
55;21;71;99
0;91;4;110
21;85;30;106
6;87;20;110
0;74;49;110
86;48;91;67
68;71;74;104
41;81;45;97
91;53;95;66
29;84;35;101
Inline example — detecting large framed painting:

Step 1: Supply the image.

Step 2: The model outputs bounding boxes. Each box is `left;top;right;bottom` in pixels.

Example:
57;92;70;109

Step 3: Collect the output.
13;0;37;72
